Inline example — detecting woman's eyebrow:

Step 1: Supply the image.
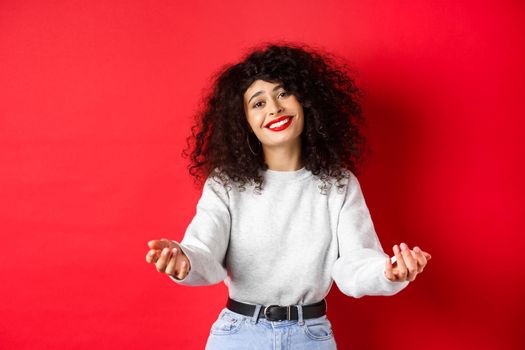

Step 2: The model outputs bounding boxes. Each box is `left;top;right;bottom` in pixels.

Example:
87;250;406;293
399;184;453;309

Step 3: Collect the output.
248;84;283;103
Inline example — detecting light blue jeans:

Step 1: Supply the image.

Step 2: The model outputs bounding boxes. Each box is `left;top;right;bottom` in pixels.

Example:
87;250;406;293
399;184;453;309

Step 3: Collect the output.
205;303;337;349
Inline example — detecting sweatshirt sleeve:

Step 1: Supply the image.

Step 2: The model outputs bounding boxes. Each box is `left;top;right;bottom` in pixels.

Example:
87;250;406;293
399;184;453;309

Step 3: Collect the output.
331;171;410;298
168;174;231;286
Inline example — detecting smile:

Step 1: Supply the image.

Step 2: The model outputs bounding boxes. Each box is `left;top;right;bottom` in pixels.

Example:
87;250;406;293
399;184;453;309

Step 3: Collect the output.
266;116;293;132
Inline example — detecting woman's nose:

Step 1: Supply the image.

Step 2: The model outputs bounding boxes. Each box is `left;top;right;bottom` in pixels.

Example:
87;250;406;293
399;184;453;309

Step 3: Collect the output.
268;98;283;115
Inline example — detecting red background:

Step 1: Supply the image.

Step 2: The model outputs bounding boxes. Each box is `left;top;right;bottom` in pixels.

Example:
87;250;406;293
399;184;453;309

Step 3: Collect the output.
1;1;524;349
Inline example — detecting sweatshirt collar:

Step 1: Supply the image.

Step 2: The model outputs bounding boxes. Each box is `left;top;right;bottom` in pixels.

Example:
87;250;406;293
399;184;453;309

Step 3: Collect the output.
262;166;313;182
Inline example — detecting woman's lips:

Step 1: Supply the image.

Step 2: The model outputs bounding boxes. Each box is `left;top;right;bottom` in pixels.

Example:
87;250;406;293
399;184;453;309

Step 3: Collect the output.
265;115;293;128
266;116;293;132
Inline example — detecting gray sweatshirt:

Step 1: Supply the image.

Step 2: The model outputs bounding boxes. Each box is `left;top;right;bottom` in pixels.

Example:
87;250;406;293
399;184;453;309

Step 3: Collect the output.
169;166;409;306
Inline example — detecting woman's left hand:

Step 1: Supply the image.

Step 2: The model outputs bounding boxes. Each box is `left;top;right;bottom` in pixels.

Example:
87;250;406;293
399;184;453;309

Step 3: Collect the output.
384;242;431;282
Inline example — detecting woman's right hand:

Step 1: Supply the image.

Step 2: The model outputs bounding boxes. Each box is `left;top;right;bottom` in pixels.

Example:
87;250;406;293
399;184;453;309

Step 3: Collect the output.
146;238;191;280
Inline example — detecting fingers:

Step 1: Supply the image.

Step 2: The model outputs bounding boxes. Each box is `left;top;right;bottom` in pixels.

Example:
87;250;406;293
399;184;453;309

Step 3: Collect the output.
408;245;432;262
173;246;190;279
393;244;408;281
167;247;191;279
412;246;428;273
165;247;184;276
165;248;179;276
178;260;189;279
155;247;172;273
175;250;190;279
148;241;190;280
400;243;418;281
146;249;154;263
384;255;396;282
146;239;182;264
148;238;170;250
146;248;162;263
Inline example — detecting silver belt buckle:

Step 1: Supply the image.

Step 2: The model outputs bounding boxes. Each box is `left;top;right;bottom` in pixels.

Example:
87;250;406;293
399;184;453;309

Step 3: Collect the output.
263;305;292;321
263;304;278;320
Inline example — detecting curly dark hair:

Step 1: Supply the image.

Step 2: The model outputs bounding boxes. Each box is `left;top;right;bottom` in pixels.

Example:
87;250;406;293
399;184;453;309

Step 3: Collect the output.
181;40;370;195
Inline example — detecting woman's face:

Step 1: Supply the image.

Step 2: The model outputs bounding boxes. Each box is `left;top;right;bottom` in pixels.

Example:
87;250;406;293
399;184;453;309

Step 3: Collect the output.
243;79;304;151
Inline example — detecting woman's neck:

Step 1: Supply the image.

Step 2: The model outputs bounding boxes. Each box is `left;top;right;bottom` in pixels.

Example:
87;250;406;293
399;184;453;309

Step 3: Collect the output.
262;147;302;171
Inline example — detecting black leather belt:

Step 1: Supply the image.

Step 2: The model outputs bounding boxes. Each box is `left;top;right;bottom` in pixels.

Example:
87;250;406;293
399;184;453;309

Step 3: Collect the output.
226;297;327;322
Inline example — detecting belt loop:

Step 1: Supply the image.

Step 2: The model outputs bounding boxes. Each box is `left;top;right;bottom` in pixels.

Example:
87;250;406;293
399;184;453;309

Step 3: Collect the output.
297;304;304;326
251;304;262;324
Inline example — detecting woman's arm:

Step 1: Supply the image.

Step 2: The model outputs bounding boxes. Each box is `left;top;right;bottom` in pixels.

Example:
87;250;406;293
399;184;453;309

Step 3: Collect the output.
168;175;232;286
331;171;410;298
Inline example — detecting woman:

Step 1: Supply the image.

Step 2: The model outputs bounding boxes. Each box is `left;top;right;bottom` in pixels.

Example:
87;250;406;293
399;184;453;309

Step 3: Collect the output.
145;42;432;349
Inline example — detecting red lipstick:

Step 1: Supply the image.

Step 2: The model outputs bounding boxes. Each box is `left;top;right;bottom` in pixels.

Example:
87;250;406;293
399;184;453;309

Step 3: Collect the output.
266;116;293;132
265;115;293;128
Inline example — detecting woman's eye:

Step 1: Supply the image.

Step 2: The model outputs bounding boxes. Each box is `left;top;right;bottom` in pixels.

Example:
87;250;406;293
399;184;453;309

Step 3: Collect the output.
253;92;288;108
